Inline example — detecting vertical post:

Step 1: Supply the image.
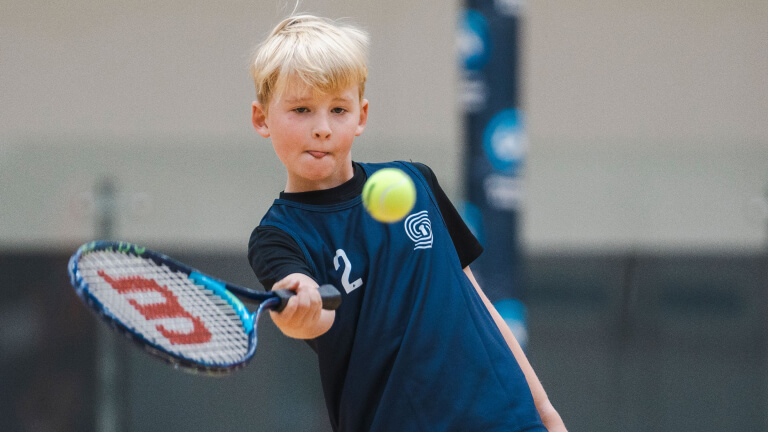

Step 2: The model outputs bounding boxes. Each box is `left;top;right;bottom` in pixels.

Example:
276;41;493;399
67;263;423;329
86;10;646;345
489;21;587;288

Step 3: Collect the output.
93;178;130;432
459;1;528;347
765;186;768;252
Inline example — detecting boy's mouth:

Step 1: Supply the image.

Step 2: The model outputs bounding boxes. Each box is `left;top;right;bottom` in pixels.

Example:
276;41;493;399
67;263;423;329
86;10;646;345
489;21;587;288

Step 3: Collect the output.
307;151;328;159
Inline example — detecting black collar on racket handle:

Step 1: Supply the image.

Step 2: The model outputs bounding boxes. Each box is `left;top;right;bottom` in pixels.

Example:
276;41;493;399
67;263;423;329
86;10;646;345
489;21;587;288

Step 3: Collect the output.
271;284;342;312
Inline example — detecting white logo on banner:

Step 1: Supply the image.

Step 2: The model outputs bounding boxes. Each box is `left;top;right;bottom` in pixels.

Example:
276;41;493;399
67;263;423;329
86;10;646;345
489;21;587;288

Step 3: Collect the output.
404;210;433;250
483;109;527;175
484;174;523;211
495;0;525;16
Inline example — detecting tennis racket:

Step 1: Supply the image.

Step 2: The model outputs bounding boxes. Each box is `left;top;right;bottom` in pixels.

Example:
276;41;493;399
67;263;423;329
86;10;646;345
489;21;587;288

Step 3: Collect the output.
67;240;341;375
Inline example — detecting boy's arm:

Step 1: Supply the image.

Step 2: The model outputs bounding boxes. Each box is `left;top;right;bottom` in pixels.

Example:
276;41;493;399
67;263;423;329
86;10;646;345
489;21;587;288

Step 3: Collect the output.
464;266;567;432
269;273;336;339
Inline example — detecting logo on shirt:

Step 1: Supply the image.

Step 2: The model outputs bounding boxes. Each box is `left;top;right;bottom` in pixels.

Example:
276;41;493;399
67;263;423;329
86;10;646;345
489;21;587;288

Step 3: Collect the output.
404;210;433;250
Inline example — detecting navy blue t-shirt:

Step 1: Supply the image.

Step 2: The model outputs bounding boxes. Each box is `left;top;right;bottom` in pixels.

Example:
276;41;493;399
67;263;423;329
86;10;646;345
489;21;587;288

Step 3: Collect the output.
253;161;545;432
249;162;483;290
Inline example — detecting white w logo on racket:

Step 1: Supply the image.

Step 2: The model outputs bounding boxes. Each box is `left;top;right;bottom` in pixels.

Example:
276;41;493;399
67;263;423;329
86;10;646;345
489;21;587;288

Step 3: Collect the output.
404;210;433;250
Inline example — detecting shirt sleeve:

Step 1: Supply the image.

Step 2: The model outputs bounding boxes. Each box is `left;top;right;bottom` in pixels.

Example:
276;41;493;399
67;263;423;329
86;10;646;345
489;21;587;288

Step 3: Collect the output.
247;225;316;291
410;162;484;268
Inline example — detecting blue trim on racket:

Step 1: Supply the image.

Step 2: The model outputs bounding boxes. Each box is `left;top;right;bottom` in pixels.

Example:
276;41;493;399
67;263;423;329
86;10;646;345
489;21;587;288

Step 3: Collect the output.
67;240;341;375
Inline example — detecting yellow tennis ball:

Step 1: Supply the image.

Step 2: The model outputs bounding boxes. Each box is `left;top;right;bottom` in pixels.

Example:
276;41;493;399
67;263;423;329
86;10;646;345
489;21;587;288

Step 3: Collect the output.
362;168;416;223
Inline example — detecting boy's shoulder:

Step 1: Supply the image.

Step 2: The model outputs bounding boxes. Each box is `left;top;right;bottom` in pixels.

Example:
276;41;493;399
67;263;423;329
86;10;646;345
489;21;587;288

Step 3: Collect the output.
356;160;439;198
359;160;435;180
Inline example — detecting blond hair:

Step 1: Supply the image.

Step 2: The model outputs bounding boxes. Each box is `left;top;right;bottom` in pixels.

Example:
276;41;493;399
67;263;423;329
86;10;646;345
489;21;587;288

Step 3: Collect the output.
250;15;369;112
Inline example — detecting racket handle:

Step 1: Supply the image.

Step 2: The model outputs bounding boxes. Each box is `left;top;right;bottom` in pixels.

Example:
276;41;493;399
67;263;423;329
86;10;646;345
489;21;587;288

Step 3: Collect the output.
272;284;342;312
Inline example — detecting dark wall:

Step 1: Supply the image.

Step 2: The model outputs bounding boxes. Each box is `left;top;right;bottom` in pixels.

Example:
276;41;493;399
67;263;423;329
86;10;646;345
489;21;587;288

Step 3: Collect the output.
525;253;768;431
0;254;97;432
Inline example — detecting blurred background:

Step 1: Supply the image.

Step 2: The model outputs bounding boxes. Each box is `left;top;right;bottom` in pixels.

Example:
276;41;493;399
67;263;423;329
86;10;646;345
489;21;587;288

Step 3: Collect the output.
1;0;767;431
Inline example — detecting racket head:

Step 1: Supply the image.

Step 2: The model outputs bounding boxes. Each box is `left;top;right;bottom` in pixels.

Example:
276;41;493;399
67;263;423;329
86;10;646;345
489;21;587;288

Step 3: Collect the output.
68;241;273;375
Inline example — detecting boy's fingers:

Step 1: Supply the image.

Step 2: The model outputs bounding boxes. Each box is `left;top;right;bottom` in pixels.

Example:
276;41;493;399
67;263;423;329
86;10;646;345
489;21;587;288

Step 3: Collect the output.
271;296;297;322
269;280;324;334
273;278;301;292
282;286;322;325
297;287;322;325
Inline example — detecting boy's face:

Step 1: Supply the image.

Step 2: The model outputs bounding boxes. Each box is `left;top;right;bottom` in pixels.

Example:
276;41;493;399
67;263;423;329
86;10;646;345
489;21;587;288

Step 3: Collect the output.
252;77;368;193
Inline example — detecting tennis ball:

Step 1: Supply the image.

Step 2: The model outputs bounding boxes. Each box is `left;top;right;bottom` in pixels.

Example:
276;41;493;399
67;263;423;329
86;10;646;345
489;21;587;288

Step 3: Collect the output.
362;168;416;223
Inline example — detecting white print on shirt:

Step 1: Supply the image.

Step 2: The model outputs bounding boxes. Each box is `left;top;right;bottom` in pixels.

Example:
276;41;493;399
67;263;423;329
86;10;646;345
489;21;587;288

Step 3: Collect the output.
404;210;433;250
333;249;363;294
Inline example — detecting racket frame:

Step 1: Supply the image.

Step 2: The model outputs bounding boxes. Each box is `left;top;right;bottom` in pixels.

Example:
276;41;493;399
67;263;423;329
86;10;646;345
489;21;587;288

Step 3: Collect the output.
68;241;276;375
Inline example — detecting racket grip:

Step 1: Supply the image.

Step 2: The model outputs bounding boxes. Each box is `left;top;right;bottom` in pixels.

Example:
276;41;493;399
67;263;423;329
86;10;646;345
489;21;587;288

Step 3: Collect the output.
272;284;342;312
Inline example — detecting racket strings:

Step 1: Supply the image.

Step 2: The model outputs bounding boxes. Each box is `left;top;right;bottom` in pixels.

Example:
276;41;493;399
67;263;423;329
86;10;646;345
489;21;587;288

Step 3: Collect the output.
78;251;250;366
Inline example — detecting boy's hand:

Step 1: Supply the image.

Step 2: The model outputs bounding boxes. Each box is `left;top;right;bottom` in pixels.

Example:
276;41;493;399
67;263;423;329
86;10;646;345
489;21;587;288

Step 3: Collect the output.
269;273;335;339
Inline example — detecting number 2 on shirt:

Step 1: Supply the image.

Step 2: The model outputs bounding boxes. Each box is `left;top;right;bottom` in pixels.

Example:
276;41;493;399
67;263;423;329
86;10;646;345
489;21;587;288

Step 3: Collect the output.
333;249;363;294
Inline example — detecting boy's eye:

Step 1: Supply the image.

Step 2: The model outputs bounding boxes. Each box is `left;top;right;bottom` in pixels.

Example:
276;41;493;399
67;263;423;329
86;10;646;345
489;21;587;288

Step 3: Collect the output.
293;107;309;113
331;107;347;114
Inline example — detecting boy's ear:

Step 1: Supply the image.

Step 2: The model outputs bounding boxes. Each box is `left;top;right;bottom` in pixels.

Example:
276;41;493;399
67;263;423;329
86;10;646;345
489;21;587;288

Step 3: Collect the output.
251;101;270;138
355;99;369;136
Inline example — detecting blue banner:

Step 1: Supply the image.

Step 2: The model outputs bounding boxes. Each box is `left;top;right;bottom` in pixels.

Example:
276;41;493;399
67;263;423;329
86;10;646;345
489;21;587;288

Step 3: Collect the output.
459;0;528;348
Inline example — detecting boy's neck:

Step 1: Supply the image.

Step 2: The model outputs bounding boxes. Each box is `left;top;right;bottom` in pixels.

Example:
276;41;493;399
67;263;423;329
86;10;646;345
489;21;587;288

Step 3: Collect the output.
280;162;365;205
284;161;356;193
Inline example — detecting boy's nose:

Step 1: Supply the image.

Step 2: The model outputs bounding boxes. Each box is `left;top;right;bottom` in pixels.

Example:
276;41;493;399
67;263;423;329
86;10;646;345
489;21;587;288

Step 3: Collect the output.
313;117;332;139
313;126;331;139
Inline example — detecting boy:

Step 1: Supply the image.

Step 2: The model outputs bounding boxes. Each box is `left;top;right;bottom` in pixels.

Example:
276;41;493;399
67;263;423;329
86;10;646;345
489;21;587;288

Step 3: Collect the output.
248;14;566;432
